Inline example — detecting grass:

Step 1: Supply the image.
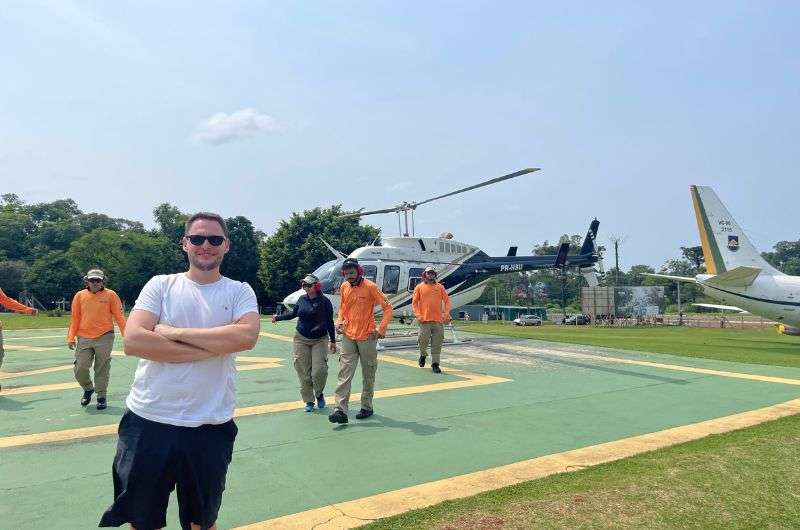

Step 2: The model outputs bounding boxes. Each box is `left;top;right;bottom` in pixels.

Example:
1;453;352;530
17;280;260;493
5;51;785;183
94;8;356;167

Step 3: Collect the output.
0;313;72;330
359;323;800;529
458;322;800;368
363;412;800;529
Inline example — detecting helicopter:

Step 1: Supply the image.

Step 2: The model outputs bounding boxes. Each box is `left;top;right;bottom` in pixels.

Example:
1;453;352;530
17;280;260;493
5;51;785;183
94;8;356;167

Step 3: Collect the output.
282;168;601;315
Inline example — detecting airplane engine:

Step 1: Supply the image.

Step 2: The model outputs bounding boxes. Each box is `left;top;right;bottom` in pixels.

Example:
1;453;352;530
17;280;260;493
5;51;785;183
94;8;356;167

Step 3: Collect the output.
776;324;800;336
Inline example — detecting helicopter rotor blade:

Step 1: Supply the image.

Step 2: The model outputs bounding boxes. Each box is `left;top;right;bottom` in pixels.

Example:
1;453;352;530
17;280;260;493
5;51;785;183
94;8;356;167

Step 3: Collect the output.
413;167;540;207
340;207;398;219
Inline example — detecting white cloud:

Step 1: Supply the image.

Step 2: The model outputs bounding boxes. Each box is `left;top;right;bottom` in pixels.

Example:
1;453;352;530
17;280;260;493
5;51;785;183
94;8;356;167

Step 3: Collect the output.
388;181;413;192
191;108;280;145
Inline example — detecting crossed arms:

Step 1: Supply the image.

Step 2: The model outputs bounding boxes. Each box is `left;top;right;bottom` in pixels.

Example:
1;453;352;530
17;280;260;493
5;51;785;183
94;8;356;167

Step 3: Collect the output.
123;309;260;363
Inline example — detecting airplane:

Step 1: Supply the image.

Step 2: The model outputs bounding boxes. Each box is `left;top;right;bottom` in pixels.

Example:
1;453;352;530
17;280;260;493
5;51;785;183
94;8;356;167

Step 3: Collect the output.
282;168;601;315
645;185;800;335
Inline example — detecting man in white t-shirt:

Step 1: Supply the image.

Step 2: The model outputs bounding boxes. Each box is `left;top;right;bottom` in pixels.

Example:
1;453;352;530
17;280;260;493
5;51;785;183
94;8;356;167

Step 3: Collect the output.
99;212;260;530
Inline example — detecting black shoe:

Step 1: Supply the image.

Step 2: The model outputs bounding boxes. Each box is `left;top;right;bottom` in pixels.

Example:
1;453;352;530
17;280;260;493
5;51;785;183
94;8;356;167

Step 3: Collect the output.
80;389;94;406
432;363;442;374
96;397;107;410
328;409;349;424
418;355;426;367
355;408;374;420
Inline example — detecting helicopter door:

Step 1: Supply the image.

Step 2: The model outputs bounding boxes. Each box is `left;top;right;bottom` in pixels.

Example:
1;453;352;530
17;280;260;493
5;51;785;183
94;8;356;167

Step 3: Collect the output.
362;265;377;283
407;268;424;292
382;265;401;295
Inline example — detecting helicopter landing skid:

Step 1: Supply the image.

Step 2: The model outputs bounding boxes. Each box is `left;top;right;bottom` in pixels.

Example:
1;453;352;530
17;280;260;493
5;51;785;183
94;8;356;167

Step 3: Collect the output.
377;324;472;351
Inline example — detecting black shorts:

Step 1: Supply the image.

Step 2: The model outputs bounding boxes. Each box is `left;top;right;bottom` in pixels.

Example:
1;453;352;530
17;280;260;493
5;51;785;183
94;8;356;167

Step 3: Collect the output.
99;410;238;530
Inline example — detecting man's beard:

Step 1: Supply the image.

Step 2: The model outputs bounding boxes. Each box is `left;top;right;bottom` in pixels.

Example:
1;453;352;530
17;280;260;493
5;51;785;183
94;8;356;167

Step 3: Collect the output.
189;254;224;272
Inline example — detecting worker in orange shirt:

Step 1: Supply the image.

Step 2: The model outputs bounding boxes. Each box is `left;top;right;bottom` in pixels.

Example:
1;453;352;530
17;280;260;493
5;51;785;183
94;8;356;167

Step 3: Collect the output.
412;266;451;374
0;288;38;392
328;258;393;424
67;269;126;410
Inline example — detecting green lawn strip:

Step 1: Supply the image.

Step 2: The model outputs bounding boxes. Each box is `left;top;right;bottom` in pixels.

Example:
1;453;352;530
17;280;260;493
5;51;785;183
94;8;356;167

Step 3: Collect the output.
458;323;800;368
363;412;800;529
1;314;71;330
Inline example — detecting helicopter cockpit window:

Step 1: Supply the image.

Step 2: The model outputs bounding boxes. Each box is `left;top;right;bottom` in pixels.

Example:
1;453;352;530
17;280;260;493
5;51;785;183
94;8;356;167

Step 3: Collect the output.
382;265;400;294
407;267;424;292
362;265;377;283
311;259;344;294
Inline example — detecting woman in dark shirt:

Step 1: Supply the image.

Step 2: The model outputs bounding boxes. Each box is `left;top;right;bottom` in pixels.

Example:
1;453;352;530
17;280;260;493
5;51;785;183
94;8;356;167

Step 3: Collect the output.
272;274;337;412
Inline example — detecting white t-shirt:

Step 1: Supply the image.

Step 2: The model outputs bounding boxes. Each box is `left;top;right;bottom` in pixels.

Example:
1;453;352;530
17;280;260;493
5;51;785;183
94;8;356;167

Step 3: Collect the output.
125;273;258;427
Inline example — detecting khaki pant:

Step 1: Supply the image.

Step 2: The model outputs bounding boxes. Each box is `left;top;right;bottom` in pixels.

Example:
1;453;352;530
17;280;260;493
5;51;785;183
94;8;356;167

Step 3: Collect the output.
334;334;378;413
74;332;114;398
418;322;445;364
293;332;329;403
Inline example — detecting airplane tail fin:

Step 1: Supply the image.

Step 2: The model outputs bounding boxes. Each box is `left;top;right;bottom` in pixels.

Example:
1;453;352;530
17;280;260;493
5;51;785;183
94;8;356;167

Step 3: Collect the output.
689;186;781;275
579;218;600;256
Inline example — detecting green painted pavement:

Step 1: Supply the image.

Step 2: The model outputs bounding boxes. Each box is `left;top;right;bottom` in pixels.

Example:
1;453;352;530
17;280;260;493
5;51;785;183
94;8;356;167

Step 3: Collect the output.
2;323;800;529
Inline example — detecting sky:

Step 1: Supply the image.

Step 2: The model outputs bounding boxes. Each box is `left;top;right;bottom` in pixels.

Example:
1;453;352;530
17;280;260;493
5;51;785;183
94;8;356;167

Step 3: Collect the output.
1;1;798;270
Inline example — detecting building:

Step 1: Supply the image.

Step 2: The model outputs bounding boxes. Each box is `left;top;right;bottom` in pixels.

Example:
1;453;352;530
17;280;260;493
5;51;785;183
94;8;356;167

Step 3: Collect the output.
451;304;548;322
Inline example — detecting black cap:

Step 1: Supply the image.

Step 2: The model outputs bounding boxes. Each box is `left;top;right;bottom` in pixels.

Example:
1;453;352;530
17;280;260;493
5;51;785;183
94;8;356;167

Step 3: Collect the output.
342;258;360;270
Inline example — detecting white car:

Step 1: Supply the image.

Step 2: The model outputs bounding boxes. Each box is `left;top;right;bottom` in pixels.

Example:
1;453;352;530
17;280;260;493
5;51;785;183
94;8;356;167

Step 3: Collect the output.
513;314;543;326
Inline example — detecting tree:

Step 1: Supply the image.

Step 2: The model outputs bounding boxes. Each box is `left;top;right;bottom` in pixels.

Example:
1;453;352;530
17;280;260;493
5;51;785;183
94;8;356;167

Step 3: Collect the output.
0;210;33;261
26;199;82;223
66;229;178;304
153;203;188;242
152;203;189;272
681;246;705;271
0;260;28;297
258;206;380;304
24;251;81;306
28;219;85;254
76;212;144;233
627;264;655;286
762;240;800;275
221;216;265;302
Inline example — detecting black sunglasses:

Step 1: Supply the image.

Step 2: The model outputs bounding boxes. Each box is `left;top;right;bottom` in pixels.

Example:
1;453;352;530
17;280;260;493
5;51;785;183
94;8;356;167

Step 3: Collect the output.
88;278;103;283
301;283;314;288
186;235;226;246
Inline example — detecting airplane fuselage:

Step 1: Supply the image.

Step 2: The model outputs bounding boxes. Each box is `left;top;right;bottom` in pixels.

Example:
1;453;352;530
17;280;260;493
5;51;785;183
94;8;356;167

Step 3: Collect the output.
697;273;800;327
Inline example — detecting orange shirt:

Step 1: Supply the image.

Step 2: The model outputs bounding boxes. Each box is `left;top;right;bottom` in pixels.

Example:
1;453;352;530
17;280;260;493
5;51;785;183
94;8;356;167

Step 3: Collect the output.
412;282;452;323
67;288;126;343
0;288;36;316
336;278;393;340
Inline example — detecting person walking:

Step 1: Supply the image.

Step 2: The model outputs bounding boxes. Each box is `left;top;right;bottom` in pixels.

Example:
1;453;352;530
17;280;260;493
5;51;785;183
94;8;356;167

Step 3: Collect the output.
0;288;38;392
328;258;392;424
412;266;451;374
67;269;126;410
272;273;336;412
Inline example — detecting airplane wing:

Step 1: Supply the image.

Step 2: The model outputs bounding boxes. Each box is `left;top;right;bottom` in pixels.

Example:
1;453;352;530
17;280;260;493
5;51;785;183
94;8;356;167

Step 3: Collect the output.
642;273;696;283
692;303;748;313
703;266;761;288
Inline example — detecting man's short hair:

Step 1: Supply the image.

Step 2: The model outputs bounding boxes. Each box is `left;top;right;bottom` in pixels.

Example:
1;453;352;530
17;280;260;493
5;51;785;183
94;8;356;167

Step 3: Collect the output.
184;212;229;238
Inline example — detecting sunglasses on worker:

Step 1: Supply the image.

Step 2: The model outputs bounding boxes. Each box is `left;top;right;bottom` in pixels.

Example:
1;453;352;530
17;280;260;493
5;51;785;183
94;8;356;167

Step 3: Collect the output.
301;283;314;288
186;235;226;246
87;278;103;283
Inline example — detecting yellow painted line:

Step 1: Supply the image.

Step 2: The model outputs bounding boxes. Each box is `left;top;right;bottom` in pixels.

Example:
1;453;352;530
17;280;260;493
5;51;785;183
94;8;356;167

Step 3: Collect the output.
0;354;505;448
495;343;800;386
259;331;293;342
238;356;282;363
233;397;800;529
0;424;119;449
1;382;80;395
0;365;73;380
237;363;282;372
3;335;65;341
1;344;60;352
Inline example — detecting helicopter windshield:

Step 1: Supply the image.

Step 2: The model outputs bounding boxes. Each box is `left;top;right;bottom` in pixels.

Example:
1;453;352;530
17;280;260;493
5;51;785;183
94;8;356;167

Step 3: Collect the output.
311;258;344;294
